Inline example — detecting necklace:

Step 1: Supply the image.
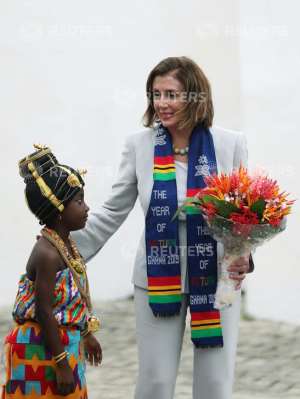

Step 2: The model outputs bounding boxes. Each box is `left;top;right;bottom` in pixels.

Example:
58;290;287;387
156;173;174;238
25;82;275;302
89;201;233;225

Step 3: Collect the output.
41;227;101;333
173;145;189;155
42;227;85;274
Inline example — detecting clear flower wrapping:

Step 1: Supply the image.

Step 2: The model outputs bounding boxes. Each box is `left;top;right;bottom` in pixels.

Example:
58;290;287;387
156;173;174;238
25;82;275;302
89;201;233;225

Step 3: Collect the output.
204;214;286;309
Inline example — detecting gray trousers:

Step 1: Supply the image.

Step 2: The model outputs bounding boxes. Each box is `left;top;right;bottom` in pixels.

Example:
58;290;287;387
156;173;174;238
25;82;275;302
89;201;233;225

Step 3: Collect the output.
134;286;241;399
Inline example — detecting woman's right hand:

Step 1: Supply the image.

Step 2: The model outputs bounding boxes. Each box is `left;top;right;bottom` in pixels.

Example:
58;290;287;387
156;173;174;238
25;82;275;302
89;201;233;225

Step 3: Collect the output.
56;360;76;396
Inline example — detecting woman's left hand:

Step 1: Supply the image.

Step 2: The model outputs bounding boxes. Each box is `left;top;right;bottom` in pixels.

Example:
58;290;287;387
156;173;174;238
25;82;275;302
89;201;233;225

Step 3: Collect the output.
83;333;102;366
227;256;250;290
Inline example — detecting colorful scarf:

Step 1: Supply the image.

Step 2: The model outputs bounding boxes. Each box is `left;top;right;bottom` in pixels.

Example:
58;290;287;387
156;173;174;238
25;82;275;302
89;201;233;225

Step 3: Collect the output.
145;123;223;348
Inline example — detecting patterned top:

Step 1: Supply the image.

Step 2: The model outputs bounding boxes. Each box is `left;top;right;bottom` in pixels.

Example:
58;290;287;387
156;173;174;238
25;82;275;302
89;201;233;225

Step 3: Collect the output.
12;268;87;329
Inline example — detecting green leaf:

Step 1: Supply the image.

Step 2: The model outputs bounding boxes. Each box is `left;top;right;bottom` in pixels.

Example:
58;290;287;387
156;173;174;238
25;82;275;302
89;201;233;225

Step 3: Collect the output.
201;194;218;205
214;200;240;218
171;200;192;221
250;199;266;220
172;206;184;221
171;196;202;221
187;197;203;205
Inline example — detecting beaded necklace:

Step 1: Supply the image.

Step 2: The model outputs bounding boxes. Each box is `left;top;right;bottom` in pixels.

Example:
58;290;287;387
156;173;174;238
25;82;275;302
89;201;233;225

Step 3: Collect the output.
43;227;86;274
41;227;100;333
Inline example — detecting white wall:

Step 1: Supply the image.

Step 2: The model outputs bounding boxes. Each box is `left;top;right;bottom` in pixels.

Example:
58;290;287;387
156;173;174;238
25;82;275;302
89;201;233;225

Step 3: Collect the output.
239;1;300;324
2;1;298;325
0;0;241;308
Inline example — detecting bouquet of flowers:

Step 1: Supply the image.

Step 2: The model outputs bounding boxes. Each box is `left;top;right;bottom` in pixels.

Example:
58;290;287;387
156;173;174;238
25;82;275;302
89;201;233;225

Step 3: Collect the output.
176;167;294;310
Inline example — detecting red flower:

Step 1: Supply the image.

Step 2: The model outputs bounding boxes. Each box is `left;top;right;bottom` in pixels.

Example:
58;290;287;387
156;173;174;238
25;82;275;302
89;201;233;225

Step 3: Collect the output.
230;209;259;225
230;209;259;236
269;218;281;227
202;202;217;219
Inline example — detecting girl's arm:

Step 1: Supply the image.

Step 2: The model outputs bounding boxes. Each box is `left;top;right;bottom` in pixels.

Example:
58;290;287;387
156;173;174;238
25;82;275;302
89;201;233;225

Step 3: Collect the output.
34;245;75;396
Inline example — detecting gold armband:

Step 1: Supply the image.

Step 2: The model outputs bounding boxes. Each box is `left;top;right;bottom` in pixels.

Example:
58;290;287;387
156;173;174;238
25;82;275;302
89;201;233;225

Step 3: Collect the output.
54;351;69;364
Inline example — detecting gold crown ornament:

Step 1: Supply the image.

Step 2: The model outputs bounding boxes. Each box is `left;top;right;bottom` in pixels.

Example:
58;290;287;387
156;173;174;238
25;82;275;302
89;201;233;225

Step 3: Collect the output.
67;173;82;188
18;144;53;175
57;165;85;189
33;143;49;151
77;168;87;177
66;169;87;188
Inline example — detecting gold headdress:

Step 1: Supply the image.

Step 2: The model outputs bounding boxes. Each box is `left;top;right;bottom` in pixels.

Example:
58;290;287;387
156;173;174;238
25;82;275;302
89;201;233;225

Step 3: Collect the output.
19;144;87;223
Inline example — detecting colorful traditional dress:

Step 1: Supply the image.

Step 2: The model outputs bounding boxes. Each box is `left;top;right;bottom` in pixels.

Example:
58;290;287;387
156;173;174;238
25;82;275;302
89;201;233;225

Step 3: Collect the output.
2;268;88;398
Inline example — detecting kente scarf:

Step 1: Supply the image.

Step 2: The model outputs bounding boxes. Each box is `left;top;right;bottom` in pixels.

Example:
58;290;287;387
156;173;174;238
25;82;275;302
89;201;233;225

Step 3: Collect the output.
145;123;223;348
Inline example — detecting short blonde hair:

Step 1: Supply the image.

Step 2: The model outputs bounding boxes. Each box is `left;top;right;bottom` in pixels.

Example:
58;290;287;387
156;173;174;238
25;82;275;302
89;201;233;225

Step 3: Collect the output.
143;56;214;130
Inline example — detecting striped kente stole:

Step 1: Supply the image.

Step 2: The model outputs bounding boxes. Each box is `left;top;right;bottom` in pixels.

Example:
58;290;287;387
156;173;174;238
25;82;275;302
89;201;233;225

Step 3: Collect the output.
145;123;223;348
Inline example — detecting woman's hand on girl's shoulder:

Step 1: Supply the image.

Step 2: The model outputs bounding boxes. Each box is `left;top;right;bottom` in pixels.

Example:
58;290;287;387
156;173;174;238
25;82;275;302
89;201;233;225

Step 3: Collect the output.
83;333;102;366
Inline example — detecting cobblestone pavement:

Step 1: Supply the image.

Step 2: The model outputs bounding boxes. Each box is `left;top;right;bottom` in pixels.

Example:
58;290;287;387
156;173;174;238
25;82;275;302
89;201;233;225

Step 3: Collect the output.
1;299;300;398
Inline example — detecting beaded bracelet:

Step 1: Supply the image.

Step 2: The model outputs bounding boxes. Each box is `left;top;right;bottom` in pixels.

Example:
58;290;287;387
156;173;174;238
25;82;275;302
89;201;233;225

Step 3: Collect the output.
80;328;90;338
54;351;68;364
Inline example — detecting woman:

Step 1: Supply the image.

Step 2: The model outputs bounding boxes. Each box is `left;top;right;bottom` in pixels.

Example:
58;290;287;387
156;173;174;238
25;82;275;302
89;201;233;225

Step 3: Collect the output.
73;56;253;399
2;146;102;398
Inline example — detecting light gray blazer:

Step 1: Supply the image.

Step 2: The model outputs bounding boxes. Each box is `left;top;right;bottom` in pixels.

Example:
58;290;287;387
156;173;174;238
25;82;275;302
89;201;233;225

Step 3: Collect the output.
72;126;248;289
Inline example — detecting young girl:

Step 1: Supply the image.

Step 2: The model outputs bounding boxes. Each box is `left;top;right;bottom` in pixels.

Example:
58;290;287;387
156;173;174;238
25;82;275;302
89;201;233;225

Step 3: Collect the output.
2;145;102;398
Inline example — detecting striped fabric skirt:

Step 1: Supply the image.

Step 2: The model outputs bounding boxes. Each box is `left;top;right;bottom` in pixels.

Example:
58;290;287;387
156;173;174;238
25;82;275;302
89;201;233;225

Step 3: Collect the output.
1;321;87;398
